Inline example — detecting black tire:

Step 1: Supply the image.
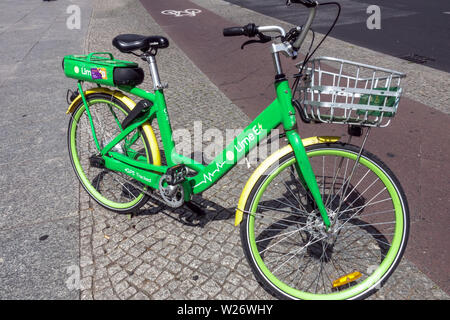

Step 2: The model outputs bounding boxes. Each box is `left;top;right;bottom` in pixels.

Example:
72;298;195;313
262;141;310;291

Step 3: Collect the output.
240;143;409;300
68;93;153;213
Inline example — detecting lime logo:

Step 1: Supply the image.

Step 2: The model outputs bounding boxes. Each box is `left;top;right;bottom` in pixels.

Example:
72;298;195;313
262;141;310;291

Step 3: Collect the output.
234;123;263;153
74;66;79;74
226;151;234;161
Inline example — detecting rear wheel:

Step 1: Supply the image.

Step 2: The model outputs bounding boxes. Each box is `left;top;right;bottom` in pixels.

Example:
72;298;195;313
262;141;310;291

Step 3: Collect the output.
240;143;409;300
68;93;154;213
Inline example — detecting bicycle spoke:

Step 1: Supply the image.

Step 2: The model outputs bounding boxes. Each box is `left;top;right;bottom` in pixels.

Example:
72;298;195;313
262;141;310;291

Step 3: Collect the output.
268;198;308;215
337;197;391;216
256;223;311;248
243;144;408;299
282;180;308;213
258;204;308;217
70;96;150;209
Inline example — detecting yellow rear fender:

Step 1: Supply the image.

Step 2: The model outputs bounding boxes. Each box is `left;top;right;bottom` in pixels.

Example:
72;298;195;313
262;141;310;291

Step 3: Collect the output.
234;136;340;226
66;87;161;166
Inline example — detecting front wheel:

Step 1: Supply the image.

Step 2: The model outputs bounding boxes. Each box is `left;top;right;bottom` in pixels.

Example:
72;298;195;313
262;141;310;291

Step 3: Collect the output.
240;143;409;300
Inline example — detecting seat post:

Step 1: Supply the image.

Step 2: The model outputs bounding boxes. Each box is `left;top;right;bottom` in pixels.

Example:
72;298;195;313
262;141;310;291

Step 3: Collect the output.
145;54;164;90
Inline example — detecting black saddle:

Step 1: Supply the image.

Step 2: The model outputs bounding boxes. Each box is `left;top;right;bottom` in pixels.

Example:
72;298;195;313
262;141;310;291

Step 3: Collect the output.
112;34;169;53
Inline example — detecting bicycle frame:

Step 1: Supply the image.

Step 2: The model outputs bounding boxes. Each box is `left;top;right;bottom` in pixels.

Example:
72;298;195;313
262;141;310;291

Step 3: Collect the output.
75;74;331;227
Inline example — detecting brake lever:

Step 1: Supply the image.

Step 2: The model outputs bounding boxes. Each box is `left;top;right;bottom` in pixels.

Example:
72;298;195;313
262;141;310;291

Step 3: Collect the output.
240;33;272;49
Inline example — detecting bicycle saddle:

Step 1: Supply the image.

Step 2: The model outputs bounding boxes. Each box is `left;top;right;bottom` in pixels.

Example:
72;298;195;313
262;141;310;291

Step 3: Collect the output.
112;34;169;53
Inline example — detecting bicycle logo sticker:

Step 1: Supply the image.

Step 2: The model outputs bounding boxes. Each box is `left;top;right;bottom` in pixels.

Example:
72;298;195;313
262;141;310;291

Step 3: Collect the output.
91;68;107;80
161;9;202;17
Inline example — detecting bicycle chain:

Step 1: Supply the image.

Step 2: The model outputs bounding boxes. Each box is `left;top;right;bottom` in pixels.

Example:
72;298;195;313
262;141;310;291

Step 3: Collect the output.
108;169;208;226
108;169;171;206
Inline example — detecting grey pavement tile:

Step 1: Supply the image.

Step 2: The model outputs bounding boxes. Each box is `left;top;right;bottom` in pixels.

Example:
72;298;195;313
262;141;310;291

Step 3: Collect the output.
0;1;41;29
0;63;18;84
0;0;92;300
0;118;68;164
0;157;78;229
27;38;85;62
0;217;79;299
0;26;50;64
0;80;81;133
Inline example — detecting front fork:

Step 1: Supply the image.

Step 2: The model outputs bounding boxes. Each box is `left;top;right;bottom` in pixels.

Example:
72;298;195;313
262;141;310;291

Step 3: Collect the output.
286;130;331;229
276;79;331;229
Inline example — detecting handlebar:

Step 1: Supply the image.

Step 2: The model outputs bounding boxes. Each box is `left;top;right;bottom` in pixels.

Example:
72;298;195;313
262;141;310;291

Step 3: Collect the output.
223;23;258;37
223;1;319;52
288;0;317;8
291;1;317;50
222;27;246;37
222;1;339;77
223;24;287;38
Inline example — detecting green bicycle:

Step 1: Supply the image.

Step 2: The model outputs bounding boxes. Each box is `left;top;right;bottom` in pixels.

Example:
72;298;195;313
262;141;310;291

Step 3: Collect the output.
62;0;409;300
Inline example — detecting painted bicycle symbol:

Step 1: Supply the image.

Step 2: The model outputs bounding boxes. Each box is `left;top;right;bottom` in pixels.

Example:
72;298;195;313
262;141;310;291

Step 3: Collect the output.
161;9;202;17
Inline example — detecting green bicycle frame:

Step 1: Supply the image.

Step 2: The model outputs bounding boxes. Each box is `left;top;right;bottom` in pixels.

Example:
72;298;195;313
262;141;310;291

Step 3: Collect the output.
79;78;331;228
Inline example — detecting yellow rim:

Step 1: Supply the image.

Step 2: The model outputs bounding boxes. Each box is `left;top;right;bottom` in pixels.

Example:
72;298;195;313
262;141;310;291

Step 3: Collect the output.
67;87;161;167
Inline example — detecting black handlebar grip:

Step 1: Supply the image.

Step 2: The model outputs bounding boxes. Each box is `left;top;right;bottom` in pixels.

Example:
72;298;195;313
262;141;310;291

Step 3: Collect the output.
223;27;245;37
289;0;317;8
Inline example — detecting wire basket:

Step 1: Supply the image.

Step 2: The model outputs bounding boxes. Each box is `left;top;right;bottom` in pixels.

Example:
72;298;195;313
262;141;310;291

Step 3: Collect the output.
295;57;406;127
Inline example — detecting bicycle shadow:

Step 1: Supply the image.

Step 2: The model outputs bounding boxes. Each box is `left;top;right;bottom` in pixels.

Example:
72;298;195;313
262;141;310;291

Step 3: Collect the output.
131;192;235;228
251;175;391;293
253;205;390;293
124;150;241;227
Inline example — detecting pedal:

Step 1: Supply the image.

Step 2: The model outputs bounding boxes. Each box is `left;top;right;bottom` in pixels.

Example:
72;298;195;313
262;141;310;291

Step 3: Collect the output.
165;164;187;185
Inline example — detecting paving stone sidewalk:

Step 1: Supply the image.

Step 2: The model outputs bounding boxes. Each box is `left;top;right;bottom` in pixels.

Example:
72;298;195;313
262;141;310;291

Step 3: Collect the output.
77;0;448;300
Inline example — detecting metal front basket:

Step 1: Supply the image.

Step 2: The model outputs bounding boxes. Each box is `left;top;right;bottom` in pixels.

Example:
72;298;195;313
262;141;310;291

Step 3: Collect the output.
295;57;406;127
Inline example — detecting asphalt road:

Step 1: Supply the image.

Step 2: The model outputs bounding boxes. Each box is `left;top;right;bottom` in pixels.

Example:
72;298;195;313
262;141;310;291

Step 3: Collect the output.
223;0;450;72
